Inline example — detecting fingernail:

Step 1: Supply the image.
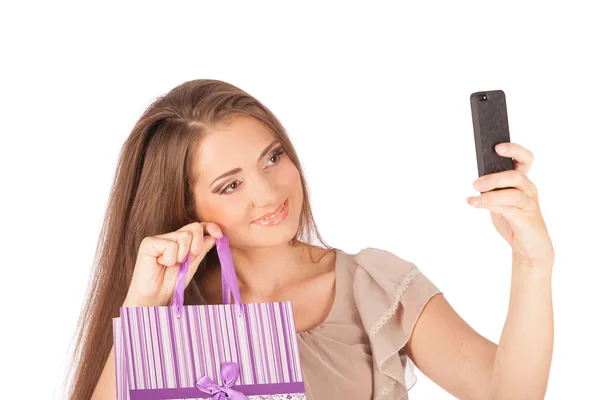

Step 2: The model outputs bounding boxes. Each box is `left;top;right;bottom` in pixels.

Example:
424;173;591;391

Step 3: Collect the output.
496;144;507;154
467;196;481;206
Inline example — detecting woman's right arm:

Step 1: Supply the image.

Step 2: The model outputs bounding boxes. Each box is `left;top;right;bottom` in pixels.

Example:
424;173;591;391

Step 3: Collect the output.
90;221;222;399
91;345;117;399
92;297;135;400
91;297;149;399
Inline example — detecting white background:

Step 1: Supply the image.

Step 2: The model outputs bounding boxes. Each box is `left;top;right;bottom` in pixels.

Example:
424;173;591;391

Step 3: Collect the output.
1;1;598;399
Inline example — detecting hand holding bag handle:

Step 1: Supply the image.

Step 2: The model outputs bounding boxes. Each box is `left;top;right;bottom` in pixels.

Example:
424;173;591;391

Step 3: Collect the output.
172;234;244;318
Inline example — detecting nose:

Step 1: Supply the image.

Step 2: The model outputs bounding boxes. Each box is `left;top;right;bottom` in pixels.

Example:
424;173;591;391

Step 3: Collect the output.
250;172;278;209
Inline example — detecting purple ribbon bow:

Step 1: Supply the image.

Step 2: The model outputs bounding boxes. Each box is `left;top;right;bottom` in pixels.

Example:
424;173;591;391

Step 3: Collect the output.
196;362;248;400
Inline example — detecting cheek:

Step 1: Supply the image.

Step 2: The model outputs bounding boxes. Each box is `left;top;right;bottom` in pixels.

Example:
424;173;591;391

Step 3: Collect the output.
279;162;302;191
279;164;303;210
195;198;245;227
212;206;242;226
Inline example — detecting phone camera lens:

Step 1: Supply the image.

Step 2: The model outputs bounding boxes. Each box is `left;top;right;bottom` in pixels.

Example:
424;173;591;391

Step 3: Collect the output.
479;94;487;101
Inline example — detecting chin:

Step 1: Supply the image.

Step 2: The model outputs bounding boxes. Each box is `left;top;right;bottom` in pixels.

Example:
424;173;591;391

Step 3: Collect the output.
251;219;300;247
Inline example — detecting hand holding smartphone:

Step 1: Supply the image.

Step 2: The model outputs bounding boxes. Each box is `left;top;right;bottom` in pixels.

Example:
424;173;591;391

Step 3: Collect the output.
470;89;515;192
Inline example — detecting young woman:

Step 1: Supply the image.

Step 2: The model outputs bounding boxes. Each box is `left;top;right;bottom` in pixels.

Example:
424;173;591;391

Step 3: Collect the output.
66;79;555;400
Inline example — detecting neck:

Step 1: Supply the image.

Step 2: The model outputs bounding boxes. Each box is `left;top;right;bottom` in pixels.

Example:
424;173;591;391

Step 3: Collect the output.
228;240;311;298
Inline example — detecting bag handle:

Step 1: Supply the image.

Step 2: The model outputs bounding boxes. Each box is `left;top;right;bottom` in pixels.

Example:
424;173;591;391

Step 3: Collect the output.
172;234;243;318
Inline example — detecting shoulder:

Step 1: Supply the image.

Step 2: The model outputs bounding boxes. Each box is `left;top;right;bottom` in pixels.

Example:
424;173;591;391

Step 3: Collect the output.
338;246;418;269
339;247;442;331
356;247;420;276
337;247;444;399
337;247;425;291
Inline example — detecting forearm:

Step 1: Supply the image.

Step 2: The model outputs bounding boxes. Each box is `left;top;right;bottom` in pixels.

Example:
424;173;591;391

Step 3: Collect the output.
489;257;554;400
91;345;116;400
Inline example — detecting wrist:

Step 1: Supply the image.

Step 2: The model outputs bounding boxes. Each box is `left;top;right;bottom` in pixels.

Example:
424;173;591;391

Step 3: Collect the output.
511;255;554;282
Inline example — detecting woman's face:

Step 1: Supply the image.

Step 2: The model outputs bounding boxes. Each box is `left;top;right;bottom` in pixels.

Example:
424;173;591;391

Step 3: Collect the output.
192;114;303;249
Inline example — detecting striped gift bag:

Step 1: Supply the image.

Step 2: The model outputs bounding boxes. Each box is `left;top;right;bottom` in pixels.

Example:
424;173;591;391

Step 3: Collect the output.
113;235;307;400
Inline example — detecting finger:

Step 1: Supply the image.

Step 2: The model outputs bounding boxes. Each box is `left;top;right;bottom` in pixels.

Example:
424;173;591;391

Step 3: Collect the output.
177;222;217;260
200;221;223;238
495;142;534;175
177;222;204;259
154;230;193;265
176;222;217;286
473;170;538;198
469;188;537;212
141;236;181;267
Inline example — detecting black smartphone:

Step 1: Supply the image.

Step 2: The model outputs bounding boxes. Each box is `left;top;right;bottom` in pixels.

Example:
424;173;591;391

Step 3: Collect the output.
470;89;515;192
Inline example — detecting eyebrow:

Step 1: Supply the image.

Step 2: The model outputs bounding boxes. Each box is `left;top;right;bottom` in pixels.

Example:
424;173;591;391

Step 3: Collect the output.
210;140;280;187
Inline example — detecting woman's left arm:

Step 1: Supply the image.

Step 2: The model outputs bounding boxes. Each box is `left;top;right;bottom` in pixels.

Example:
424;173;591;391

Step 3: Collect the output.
405;142;555;400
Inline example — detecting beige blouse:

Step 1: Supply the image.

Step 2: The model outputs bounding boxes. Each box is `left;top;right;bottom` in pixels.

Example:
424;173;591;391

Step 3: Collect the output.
187;247;442;400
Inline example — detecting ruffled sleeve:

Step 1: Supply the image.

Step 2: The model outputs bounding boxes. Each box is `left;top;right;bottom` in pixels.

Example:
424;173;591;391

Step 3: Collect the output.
353;247;442;400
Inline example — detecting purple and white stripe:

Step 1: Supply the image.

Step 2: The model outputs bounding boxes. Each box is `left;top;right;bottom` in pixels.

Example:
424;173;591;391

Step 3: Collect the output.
113;301;304;396
113;317;130;400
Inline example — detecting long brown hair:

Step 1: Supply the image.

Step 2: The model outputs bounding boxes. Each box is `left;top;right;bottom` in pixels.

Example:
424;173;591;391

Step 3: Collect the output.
63;79;332;399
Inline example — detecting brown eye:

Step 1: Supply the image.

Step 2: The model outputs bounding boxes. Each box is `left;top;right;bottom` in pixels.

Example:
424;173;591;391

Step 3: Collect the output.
267;149;285;166
220;180;240;194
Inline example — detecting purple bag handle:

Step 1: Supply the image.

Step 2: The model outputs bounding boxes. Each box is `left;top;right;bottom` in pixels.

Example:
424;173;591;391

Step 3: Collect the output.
171;234;243;318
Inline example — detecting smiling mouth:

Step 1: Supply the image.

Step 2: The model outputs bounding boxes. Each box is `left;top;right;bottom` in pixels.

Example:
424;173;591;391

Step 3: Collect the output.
254;199;287;221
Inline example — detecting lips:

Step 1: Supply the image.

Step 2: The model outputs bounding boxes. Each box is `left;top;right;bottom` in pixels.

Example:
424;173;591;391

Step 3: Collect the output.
253;199;287;222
